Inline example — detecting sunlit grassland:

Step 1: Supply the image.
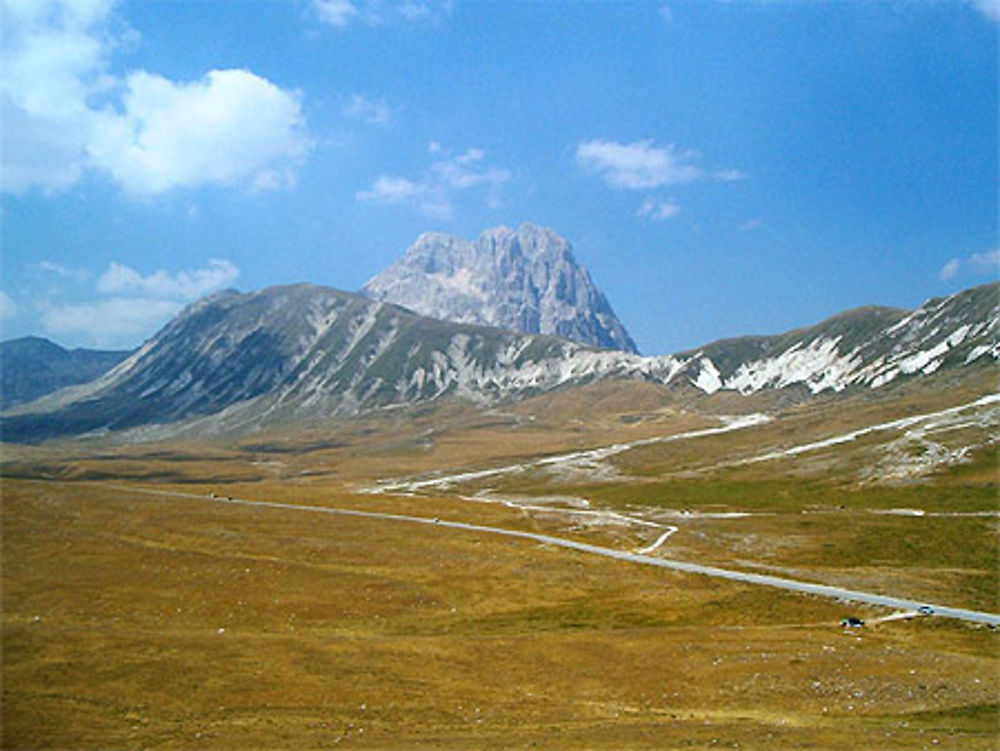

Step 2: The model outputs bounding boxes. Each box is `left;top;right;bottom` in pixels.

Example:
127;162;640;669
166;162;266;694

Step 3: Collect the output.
398;377;998;614
0;381;715;488
2;373;997;747
3;478;998;749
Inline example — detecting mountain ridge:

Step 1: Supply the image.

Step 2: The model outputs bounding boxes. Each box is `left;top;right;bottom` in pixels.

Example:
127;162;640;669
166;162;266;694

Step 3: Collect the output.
2;280;995;443
0;336;131;410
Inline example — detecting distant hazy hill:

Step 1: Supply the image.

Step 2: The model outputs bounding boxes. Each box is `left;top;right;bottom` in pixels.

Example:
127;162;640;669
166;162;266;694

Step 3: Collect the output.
363;223;639;353
0;336;130;409
1;281;995;443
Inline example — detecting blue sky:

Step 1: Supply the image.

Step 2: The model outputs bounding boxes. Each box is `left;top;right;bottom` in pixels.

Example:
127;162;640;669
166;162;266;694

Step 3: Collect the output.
1;0;997;354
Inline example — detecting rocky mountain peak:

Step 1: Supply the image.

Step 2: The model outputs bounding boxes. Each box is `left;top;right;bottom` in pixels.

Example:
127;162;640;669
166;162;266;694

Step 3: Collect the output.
363;224;639;353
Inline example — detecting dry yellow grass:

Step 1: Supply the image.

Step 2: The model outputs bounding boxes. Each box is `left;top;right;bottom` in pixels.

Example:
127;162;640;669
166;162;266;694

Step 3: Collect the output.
3;478;998;749
3;373;998;748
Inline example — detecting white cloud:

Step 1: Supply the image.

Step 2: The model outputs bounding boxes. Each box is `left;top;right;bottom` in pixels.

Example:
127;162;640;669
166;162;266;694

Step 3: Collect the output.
42;297;182;341
576;139;747;192
37;260;91;281
970;0;1000;22
1;0;114;118
0;290;18;320
658;3;673;23
0;0;113;193
939;258;961;281
576;139;704;190
2;1;312;196
357;145;510;220
637;198;681;221
88;69;310;195
97;259;239;299
939;249;999;281
739;217;764;231
344;93;391;125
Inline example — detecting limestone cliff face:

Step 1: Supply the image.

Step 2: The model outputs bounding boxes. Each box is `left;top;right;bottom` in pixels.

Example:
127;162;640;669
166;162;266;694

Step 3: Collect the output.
363;223;639;353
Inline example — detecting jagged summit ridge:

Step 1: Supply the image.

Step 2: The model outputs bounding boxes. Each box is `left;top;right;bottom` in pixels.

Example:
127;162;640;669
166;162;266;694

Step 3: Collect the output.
362;223;639;353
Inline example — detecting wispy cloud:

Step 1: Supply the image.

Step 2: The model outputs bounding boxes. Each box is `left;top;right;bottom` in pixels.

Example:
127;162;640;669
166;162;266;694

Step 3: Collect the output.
715;168;747;182
700;0;997;23
37;260;91;281
939;258;961;281
357;175;451;218
344;93;391;125
42;297;183;343
939;249;999;281
357;145;510;219
399;1;434;21
313;0;450;27
40;258;240;346
637;197;681;221
0;290;18;320
3;1;312;196
97;259;239;299
576;140;703;190
970;0;1000;22
577;138;744;226
969;249;1000;272
358;176;420;203
314;0;359;26
576;138;745;192
739;217;764;231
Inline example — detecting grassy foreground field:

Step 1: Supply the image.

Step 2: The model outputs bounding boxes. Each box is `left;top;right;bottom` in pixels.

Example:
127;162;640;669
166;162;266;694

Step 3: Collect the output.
2;377;999;748
3;476;998;749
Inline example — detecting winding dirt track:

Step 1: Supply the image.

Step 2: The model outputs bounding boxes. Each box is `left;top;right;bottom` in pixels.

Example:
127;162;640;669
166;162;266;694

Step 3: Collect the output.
110;485;1000;627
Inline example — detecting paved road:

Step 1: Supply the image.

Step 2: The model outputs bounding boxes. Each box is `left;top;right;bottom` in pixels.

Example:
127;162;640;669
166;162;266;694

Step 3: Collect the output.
112;484;1000;627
